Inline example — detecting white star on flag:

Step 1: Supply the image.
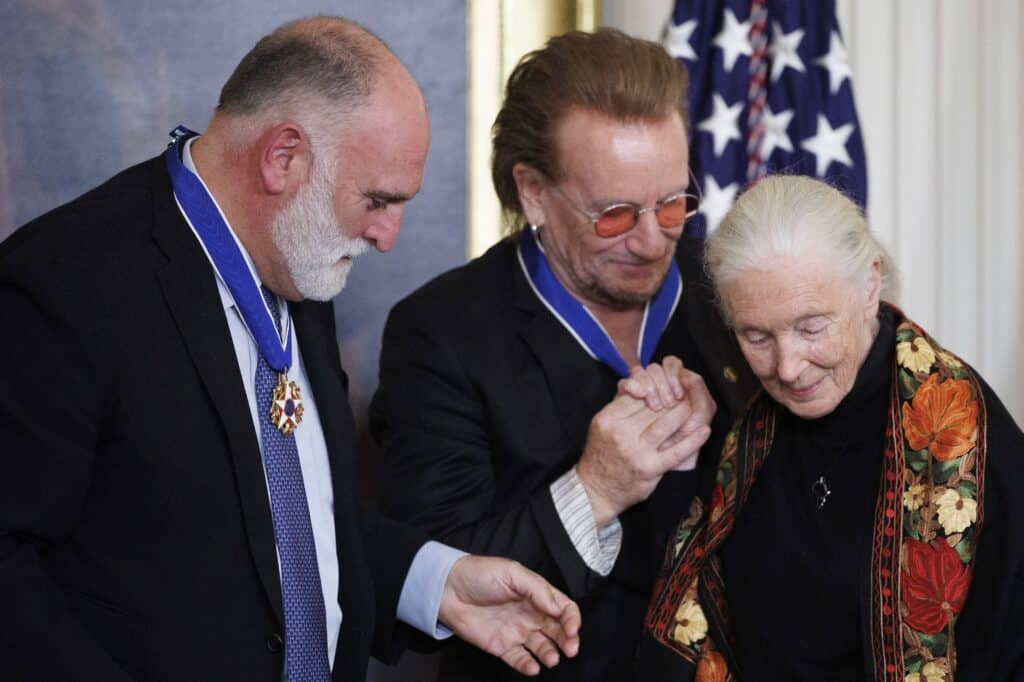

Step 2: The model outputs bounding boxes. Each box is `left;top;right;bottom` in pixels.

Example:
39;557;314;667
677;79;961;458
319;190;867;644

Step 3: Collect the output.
699;94;743;157
714;9;752;72
664;1;868;237
665;18;698;61
768;22;806;82
760;106;794;158
800;114;855;176
699;175;740;233
815;31;853;94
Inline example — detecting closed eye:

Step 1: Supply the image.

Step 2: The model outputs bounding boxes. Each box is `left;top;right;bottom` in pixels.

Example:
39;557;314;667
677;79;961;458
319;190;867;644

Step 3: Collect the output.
364;189;414;212
798;317;832;337
742;330;770;346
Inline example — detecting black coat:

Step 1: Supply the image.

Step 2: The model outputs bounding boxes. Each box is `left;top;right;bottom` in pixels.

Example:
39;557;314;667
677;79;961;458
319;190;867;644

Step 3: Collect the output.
0;156;425;681
371;235;756;681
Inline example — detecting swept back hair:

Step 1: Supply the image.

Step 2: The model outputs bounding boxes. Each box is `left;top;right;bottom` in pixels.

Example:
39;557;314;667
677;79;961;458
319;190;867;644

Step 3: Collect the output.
706;174;896;324
491;28;690;232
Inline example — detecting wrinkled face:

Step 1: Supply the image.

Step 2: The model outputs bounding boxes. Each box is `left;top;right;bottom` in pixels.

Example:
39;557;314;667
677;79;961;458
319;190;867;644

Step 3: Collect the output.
533;108;691;309
273;70;430;301
722;256;880;419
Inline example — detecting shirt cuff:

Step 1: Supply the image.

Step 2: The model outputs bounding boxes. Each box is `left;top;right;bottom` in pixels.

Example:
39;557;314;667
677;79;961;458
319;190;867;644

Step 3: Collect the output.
549;467;622;576
397;540;467;639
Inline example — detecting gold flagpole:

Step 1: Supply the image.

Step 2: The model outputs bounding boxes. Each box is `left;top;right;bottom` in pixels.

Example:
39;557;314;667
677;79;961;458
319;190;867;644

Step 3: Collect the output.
466;0;601;259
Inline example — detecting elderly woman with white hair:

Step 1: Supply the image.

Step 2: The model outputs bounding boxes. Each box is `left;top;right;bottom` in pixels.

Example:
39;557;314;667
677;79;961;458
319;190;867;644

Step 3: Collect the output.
637;175;1024;681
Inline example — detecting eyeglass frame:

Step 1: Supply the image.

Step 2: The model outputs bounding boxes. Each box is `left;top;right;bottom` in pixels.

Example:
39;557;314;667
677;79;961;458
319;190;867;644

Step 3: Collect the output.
544;169;703;238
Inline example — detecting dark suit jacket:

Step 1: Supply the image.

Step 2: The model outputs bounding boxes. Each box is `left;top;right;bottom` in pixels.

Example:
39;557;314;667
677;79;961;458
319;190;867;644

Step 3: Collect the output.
0;156;425;681
370;236;757;680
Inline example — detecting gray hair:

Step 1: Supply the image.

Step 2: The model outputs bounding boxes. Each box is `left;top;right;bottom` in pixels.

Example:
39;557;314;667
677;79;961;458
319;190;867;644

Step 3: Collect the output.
216;16;389;159
705;174;895;324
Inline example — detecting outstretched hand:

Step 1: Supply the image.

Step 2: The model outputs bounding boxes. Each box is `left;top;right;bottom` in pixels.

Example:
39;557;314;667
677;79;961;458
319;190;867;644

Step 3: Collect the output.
438;556;581;676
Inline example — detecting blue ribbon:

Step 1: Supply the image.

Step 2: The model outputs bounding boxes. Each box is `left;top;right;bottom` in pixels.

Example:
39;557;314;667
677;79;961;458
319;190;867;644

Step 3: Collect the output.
164;126;292;373
517;227;682;378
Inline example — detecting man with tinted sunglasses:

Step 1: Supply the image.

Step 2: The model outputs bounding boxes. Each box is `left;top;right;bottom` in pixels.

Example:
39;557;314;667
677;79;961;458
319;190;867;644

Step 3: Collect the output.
371;29;758;681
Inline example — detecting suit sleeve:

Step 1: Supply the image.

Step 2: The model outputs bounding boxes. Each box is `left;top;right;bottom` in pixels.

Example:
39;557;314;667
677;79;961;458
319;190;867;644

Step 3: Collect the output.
0;267;134;680
307;298;438;662
360;509;436;660
370;301;603;601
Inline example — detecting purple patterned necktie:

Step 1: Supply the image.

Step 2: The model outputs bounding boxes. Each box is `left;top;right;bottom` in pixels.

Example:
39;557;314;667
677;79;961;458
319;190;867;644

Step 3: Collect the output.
255;287;331;681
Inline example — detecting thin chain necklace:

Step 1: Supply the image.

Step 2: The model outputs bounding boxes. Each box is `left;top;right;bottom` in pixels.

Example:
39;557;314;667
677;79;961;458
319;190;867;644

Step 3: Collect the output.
812;475;832;509
811;444;847;510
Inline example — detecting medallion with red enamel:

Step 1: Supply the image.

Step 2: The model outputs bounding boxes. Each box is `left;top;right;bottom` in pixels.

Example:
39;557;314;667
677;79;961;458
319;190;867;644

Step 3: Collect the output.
269;373;304;436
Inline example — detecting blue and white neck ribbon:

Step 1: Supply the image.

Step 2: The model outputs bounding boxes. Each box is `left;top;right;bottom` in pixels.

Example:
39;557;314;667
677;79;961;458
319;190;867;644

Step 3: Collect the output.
517;226;682;378
164;125;292;373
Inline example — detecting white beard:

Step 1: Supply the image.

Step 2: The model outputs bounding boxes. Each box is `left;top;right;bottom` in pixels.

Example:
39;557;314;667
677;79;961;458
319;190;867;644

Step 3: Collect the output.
270;160;370;301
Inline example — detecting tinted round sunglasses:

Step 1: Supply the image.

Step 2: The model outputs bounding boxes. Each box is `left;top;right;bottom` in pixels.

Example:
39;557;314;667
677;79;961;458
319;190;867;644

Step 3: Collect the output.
547;171;702;238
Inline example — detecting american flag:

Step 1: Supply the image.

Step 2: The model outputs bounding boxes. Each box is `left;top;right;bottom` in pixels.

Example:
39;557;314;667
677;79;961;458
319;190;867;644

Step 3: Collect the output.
666;0;867;237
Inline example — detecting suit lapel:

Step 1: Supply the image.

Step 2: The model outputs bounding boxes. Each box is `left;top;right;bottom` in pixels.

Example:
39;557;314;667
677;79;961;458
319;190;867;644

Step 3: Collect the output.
149;159;284;625
289;302;359;534
512;248;611;452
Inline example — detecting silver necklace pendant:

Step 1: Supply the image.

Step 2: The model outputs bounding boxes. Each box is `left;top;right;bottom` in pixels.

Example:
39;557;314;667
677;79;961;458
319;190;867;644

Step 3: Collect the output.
812;475;831;510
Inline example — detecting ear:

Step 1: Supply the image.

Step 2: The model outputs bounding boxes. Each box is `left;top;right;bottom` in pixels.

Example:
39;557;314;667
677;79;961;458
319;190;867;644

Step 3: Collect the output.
258;122;312;196
864;259;882;316
512;162;548;227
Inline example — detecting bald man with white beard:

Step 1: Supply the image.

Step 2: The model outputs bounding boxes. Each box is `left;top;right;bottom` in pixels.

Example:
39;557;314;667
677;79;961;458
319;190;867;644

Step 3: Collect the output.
0;16;579;682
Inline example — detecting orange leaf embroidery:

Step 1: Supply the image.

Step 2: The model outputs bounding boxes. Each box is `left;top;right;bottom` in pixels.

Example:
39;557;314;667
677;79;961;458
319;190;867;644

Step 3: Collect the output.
901;374;978;461
696;650;728;682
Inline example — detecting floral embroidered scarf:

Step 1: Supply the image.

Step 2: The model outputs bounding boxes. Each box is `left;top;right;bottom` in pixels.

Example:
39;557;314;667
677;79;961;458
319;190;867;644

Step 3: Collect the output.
644;307;987;681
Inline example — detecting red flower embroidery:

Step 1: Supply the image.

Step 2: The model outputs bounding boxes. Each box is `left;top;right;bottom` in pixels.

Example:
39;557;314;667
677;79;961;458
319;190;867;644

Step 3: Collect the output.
708;484;731;526
901;374;978;461
901;538;971;634
711;484;725;511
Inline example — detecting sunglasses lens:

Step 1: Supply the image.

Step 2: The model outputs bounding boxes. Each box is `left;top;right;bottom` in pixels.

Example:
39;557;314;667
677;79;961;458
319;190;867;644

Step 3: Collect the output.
655;195;689;228
595;205;637;237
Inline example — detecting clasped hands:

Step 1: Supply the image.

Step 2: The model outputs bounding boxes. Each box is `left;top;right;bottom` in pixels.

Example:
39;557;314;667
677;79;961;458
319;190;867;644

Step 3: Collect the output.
433;357;711;675
576;355;716;527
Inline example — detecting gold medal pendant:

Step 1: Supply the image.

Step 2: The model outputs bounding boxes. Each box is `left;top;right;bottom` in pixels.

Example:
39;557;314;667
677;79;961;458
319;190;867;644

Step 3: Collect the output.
269;373;304;436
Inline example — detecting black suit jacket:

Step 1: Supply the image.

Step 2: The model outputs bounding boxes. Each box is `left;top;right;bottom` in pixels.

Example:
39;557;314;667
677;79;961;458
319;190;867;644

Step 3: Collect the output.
370;237;757;681
0;156;425;681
